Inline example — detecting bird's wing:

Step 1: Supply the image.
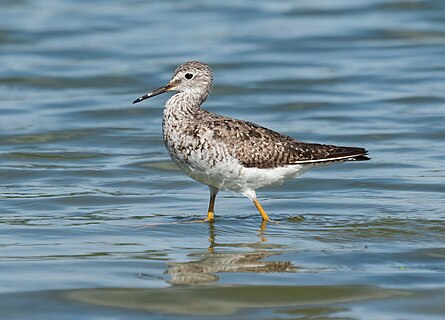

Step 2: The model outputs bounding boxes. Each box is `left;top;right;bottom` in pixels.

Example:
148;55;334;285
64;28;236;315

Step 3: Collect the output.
204;118;369;168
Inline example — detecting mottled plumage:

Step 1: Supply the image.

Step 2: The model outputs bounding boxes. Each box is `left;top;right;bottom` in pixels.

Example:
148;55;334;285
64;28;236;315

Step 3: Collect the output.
133;61;370;221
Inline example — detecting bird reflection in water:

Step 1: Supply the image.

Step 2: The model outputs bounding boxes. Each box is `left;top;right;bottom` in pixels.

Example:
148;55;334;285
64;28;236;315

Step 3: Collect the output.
165;221;296;285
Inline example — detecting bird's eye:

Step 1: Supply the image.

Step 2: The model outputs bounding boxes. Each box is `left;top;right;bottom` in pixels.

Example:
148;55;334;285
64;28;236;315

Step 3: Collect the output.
185;73;194;80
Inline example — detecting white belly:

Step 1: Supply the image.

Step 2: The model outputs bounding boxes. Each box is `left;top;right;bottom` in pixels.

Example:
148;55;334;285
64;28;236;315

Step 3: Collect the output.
163;113;310;193
169;148;309;193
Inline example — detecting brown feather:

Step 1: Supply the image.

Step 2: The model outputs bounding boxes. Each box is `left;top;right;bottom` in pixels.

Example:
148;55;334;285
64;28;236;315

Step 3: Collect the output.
201;115;369;168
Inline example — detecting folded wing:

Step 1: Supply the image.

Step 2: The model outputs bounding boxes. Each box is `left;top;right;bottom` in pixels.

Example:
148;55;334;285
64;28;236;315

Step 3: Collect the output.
206;118;369;169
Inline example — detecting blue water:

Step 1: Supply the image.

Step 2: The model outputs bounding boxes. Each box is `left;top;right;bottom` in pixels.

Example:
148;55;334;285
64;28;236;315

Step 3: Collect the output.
1;1;445;319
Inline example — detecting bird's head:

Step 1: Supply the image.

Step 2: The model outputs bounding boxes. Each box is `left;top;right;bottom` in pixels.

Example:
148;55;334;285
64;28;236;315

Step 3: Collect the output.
133;61;213;104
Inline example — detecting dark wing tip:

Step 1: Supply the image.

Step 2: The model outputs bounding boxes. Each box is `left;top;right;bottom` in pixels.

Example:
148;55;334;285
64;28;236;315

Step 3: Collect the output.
345;147;370;161
347;147;370;161
293;146;371;164
353;154;371;161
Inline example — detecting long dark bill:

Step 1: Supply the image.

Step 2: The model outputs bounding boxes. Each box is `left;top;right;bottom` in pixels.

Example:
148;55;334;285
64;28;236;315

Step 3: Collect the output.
132;82;174;104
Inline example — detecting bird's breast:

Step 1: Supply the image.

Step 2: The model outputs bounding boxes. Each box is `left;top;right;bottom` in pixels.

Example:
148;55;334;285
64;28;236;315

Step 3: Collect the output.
162;113;249;190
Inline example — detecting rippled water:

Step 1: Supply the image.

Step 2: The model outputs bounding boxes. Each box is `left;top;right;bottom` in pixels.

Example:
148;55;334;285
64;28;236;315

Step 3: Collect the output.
1;0;445;319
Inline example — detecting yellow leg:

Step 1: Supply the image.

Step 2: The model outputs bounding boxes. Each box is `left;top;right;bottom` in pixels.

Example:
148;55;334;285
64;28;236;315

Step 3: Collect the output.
207;209;214;221
253;199;270;221
206;187;219;221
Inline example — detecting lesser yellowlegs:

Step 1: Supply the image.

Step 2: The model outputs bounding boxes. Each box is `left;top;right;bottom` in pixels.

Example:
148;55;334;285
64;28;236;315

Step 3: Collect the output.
133;61;369;221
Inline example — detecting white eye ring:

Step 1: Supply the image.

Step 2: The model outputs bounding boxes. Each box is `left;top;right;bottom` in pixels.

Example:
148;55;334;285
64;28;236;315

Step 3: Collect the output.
185;73;194;80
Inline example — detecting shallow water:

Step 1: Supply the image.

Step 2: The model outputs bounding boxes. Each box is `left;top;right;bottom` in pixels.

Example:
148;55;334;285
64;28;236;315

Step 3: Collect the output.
1;0;445;319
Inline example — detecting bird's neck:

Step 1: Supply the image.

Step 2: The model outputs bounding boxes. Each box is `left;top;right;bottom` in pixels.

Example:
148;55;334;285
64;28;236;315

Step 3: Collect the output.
164;92;207;118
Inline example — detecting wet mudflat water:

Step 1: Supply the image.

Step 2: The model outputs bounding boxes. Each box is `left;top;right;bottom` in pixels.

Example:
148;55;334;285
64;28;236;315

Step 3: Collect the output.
1;0;444;319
